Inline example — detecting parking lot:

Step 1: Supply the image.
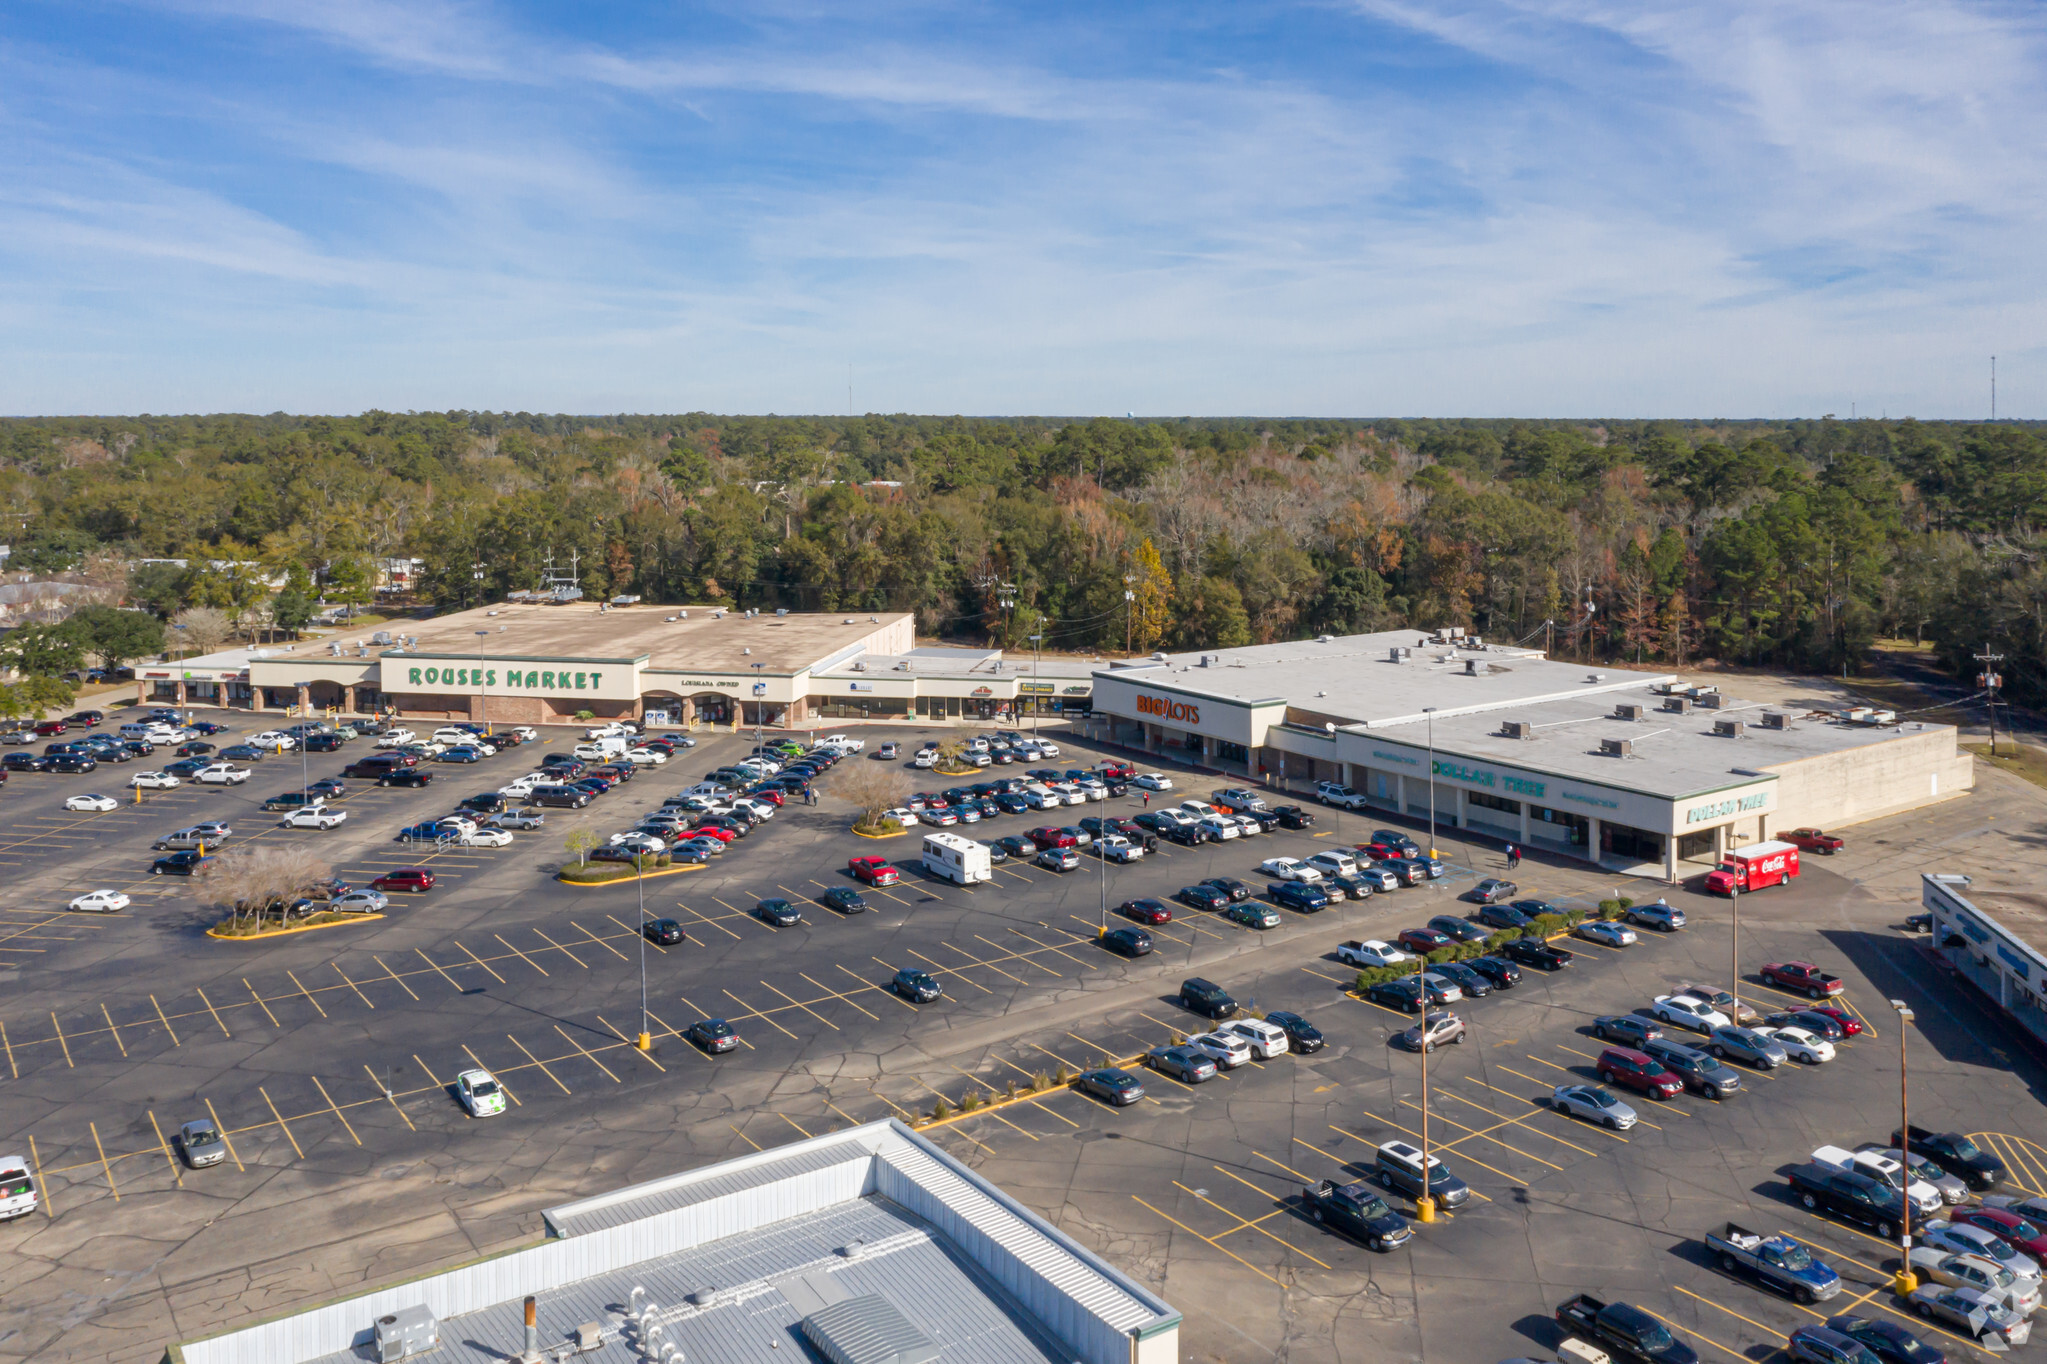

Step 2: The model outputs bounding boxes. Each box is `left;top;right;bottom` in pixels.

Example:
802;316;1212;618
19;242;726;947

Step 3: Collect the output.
2;712;2045;1364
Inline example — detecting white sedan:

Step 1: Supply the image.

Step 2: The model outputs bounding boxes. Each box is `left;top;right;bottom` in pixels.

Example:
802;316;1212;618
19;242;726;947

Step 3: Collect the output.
499;775;543;798
248;731;298;751
129;770;182;789
624;747;667;765
456;1067;507;1117
1650;994;1731;1033
458;828;515;848
68;889;131;914
882;807;921;827
1260;856;1324;882
64;793;120;812
430;727;475;744
608;832;665;853
1133;773;1174;791
1758;1024;1835;1064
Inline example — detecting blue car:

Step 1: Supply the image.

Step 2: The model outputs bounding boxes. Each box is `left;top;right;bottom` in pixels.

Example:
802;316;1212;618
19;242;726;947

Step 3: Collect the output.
397;821;465;843
1270;882;1330;912
438;747;483;763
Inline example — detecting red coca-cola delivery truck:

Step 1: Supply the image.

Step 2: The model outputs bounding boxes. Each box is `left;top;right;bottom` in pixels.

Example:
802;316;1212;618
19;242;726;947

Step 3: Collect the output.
1702;840;1800;896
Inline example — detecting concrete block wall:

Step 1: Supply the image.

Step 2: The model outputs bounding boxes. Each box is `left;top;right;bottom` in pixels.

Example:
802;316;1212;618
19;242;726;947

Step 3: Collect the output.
1764;727;1973;832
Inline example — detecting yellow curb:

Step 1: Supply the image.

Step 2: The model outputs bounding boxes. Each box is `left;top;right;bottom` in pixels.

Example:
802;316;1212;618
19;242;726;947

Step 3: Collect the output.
911;1050;1151;1131
206;912;385;942
554;864;704;888
931;767;980;777
851;825;908;839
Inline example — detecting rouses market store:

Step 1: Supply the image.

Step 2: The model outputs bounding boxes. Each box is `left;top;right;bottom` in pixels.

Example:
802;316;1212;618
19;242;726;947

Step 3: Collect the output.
138;602;1097;729
1085;631;1973;882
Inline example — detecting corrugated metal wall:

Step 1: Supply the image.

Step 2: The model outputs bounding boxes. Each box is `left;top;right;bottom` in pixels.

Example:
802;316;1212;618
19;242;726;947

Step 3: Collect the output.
876;1148;1133;1364
180;1158;875;1364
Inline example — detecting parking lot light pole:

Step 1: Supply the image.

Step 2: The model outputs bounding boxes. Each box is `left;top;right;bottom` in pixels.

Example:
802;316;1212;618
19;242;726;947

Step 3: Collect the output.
1029;634;1043;739
1422;707;1438;859
1892;998;1916;1294
635;859;652;1051
1414;954;1436;1223
752;662;765;750
475;630;492;736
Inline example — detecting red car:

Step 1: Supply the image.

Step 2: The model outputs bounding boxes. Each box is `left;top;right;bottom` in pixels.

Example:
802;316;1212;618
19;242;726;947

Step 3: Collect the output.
1784;827;1843;855
370;868;435;893
1028;827;1078;849
1397;927;1453;954
1118;898;1174;925
1799;1004;1863;1036
1098;761;1136;780
33;719;67;737
1950;1206;2047;1259
745;787;785;806
686;825;738;844
913;793;947;810
849;855;900;887
1760;961;1844;998
1357;841;1405;862
1596;1046;1683;1100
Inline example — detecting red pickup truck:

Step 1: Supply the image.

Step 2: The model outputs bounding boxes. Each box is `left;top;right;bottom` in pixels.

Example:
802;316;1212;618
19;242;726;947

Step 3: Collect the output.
848;855;901;887
1761;961;1844;998
1702;841;1799;896
1784;827;1844;854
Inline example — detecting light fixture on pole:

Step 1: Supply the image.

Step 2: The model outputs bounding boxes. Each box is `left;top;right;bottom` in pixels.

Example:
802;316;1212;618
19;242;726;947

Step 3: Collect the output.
752;662;766;751
1029;634;1044;738
635;855;652;1050
1422;707;1438;858
475;630;492;736
1413;955;1436;1224
1891;998;1916;1294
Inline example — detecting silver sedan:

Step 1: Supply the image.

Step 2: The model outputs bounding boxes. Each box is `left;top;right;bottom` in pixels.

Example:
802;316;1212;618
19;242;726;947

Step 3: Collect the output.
1574;920;1638;948
1549;1083;1638;1130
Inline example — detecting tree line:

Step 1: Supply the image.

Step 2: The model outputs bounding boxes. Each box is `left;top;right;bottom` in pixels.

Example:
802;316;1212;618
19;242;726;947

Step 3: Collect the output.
4;410;2046;707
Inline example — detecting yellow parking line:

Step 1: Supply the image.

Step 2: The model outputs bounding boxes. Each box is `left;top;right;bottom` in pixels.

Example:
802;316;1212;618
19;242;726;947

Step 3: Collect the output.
1131;1196;1282;1285
330;962;375;1009
1174;1179;1332;1269
285;970;329;1018
366;1065;417;1130
259;1086;305;1158
147;1110;182;1187
241;981;281;1028
99;1003;128;1058
454;941;508;984
372;956;421;1001
309;1075;362;1146
1400;1100;1569;1169
568;921;631;961
726;988;798;1038
492;933;550;976
531;929;587;969
503;1035;571;1094
203;1097;243;1170
552;1025;621;1082
1639;1305;1778;1364
595;1017;666;1070
49;1013;74;1068
0;1018;13;1078
759;980;839;1031
88;1121;119;1200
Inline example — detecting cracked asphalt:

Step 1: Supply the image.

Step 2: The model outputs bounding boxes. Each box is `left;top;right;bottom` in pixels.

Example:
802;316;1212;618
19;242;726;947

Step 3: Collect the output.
2;719;2043;1364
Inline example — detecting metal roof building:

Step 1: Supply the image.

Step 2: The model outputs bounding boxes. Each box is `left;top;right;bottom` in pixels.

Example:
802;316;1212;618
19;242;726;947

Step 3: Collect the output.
165;1119;1179;1364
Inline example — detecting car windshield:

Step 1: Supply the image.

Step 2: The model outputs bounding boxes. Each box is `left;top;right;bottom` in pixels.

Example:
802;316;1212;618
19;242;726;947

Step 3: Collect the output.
186;1126;219;1144
702;1022;734;1037
1777;1244;1813;1270
1586;1088;1616;1107
469;1081;499;1097
1950;1137;1983;1160
1637;1323;1675;1352
2008;1218;2040;1240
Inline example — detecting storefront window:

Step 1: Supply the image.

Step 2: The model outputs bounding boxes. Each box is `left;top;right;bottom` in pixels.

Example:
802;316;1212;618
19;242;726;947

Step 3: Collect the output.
1528;805;1588;848
1677;831;1716;860
1216;741;1248;763
1468;791;1521;816
1601;822;1664;864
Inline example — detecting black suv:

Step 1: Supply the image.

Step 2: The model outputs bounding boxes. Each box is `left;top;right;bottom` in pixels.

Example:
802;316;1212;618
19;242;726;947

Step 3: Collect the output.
1179;977;1237;1019
1642;1038;1743;1099
1502;936;1573;970
1264;1010;1325;1053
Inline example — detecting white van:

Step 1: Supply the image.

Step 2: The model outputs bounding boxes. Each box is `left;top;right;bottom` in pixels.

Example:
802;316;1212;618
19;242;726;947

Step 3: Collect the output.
922;831;992;885
0;1156;38;1221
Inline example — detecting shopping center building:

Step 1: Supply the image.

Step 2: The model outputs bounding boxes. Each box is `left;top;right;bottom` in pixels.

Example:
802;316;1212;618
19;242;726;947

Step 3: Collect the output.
1083;630;1974;881
135;602;1099;728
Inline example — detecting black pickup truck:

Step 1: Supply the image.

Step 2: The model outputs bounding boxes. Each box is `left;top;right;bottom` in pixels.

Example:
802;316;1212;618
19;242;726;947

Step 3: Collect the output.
1892;1125;2006;1192
1303;1179;1413;1252
1555;1294;1699;1364
1786;1164;1906;1240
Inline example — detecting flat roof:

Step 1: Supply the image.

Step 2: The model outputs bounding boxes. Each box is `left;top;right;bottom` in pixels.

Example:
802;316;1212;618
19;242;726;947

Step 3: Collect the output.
1367;684;1954;800
324;603;912;676
1099;631;1671;723
300;1198;1072;1364
818;653;1101;681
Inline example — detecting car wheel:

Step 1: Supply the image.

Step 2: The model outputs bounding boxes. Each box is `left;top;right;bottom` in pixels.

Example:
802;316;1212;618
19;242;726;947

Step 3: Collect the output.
1604;1115;1619;1129
1595;1025;1609;1040
1453;1033;1464;1044
1795;1286;1815;1306
1801;1193;1818;1210
1712;1046;1726;1060
1310;1208;1324;1224
1424;1041;1436;1053
1876;1221;1893;1240
1720;1252;1739;1273
1379;1171;1396;1189
1916;1302;1932;1319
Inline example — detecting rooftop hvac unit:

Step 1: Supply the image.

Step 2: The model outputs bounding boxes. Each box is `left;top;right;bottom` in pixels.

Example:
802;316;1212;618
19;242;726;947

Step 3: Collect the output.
1599;737;1633;757
1664;697;1691;713
1502;720;1534;739
1464;658;1489;676
1759;712;1788;729
1696;692;1727;709
373;1305;438;1362
372;631;393;645
1870;709;1897;724
678;610;687;619
1447;626;1466;638
850;661;866;672
776;607;789;616
1614;703;1644;721
1692;683;1718;696
609;594;640;606
1712;719;1745;737
1586;672;1607;682
1844;706;1872;723
1317;634;1335;643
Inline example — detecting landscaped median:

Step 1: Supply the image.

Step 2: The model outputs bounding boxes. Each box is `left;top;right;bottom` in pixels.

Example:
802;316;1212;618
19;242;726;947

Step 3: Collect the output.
852;819;908;839
554;854;703;886
206;911;385;941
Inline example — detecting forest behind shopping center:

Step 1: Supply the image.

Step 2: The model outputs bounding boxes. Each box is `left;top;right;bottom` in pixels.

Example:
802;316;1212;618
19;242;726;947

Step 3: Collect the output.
3;412;2046;704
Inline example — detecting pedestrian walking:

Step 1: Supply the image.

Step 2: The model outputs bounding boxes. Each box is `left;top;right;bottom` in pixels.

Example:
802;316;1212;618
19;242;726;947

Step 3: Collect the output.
1142;792;1150;808
1507;843;1521;870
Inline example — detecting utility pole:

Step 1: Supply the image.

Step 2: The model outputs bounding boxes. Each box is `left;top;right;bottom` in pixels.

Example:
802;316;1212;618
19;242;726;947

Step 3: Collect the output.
1029;633;1044;738
1414;954;1436;1223
1891;998;1917;1293
1423;707;1438;858
1124;577;1136;655
1975;645;2004;757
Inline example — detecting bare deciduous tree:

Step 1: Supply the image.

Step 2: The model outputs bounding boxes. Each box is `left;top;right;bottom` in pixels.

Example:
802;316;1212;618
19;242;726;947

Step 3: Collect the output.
829;763;913;830
171;606;232;657
195;846;333;932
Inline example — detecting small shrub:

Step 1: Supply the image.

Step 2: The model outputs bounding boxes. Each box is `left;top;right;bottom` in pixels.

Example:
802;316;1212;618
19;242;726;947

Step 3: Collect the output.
1054;1064;1072;1085
959;1090;985;1112
1615;896;1635;910
1598;899;1621;916
1032;1071;1052;1091
574;709;595;721
931;1098;952;1121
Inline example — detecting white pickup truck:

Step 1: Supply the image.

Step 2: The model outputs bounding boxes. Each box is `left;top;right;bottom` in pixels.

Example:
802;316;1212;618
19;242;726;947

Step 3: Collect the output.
1811;1145;1941;1215
1337;939;1414;968
281;806;347;830
821;733;865;753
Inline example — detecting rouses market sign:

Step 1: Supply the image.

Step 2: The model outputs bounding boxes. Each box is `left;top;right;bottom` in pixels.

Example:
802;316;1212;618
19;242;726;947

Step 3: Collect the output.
392;656;643;700
406;664;606;691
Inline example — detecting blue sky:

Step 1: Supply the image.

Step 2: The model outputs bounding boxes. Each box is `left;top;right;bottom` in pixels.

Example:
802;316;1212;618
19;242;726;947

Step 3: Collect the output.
2;0;2042;417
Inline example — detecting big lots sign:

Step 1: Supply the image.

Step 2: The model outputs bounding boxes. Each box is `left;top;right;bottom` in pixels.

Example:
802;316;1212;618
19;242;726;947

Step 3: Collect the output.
1135;694;1200;724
